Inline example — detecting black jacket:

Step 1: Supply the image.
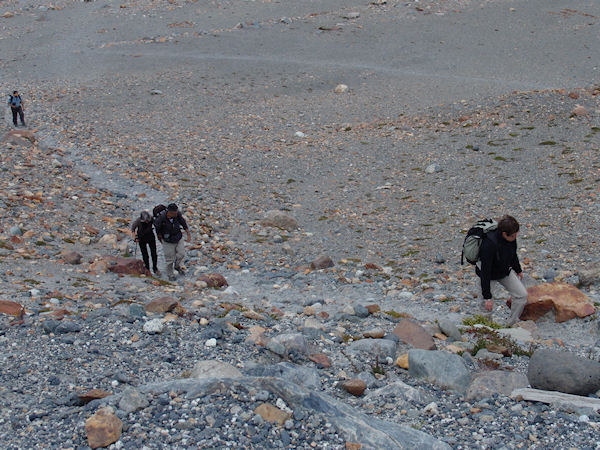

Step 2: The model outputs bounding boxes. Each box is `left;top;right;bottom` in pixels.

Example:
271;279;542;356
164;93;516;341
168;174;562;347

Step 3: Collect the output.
476;229;522;299
131;217;156;242
154;210;188;243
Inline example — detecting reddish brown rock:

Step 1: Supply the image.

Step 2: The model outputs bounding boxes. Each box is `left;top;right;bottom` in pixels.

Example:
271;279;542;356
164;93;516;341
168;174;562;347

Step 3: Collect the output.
78;389;112;405
392;319;436;350
568;91;579;99
84;224;100;235
365;304;380;314
346;443;362;450
514;283;595;323
571;105;588;116
85;407;122;449
145;297;179;314
3;130;35;147
309;353;332;368
364;262;382;271
341;379;367;396
0;300;24;318
96;256;151;276
310;255;334;270
199;273;228;288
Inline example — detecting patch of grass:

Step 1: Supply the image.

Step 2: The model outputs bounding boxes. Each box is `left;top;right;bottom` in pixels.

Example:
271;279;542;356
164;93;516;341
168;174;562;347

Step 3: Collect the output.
23;278;40;285
494;156;507;161
286;178;296;184
462;315;505;329
371;357;385;376
385;310;413;319
63;238;75;244
568;178;583;184
318;216;328;221
35;240;47;246
539;141;556;146
535;239;546;244
520;126;535;130
512;147;523;151
509;132;519;137
465;327;533;357
401;249;419;257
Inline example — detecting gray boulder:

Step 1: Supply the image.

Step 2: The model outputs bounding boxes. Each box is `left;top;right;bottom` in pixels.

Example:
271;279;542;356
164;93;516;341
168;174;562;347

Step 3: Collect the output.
528;349;600;395
348;338;397;360
364;381;432;405
466;370;529;401
260;210;299;231
118;388;149;414
578;264;600;287
267;333;309;356
191;360;242;379
409;350;471;393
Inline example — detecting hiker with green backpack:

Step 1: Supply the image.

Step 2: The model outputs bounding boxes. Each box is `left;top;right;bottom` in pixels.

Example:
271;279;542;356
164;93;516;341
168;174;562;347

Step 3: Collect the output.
462;215;527;326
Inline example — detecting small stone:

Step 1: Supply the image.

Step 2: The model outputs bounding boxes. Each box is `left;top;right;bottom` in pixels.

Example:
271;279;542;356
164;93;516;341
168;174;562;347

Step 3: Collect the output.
363;327;385;339
143;319;164;334
309;353;332;368
145;296;180;314
425;163;441;174
341;379;367;396
205;338;217;347
61;251;82;265
198;273;228;288
78;389;112;405
150;89;163;95
334;84;349;93
254;403;292;425
310;255;334;270
118;388;149;413
191;360;242;379
365;304;380;314
423;402;439;415
571;105;588;116
343;12;360;19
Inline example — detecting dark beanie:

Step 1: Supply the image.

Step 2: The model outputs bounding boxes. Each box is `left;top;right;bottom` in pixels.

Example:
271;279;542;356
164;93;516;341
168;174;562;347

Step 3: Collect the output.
167;203;178;212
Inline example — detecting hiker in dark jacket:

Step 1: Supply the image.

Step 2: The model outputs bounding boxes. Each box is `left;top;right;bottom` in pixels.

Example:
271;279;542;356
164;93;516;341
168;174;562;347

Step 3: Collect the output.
8;90;26;127
476;215;527;325
154;203;191;281
131;210;160;275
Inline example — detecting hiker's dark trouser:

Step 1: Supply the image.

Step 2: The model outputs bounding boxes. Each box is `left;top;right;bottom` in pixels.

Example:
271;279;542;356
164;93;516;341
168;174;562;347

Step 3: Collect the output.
11;106;24;126
138;236;158;271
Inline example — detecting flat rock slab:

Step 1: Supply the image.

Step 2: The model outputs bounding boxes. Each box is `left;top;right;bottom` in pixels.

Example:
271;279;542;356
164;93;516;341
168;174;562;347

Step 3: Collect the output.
466;370;529;401
0;300;24;318
243;362;320;390
519;282;595;322
511;388;600;413
347;338;397;360
393;319;436;350
528;349;600;395
191;360;242;379
409;349;471;393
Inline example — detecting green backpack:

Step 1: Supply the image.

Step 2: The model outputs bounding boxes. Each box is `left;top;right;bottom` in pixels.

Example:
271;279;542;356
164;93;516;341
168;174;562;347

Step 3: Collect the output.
461;219;497;265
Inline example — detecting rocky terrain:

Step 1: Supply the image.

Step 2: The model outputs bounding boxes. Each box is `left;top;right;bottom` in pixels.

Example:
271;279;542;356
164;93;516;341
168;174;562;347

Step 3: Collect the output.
1;0;600;448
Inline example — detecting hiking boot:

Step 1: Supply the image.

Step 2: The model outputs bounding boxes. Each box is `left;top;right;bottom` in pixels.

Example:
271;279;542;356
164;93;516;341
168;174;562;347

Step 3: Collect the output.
175;266;185;276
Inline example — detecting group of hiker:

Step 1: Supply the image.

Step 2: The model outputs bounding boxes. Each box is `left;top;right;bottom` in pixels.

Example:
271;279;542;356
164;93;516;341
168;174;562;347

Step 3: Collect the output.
131;203;191;281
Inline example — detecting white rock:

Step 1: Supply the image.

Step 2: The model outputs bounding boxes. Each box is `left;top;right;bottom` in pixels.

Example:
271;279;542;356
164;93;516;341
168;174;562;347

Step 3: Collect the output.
29;289;41;297
342;305;355;315
99;233;118;246
425;163;442;174
143;319;164;334
334;84;348;93
223;286;239;296
205;338;217;347
423;402;439;415
199;318;209;326
343;12;360;19
295;131;306;138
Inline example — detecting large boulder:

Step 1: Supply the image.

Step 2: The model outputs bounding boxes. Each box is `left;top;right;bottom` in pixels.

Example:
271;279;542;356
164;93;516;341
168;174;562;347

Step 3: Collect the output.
198;273;228;288
347;338;397;360
527;349;600;395
408;350;471;393
90;256;150;276
393;319;436;350
85;407;122;449
260;210;299;231
267;333;309;356
244;362;321;390
514;283;595;323
145;297;181;314
466;370;529;401
0;300;24;318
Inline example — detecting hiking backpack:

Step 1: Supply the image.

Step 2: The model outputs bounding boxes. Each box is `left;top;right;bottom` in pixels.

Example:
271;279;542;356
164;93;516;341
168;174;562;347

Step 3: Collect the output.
152;204;167;218
460;218;497;265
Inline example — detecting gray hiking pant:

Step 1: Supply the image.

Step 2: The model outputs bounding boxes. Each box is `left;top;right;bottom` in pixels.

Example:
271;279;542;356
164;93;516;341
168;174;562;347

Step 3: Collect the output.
162;239;185;276
477;263;528;325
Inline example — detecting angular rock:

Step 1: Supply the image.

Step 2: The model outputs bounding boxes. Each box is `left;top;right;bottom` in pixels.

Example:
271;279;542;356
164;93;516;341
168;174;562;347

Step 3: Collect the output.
365;304;380;314
511;388;600;413
268;333;308;356
78;389;112;405
310;255;334;270
260;210;299;231
118;388;149;413
392;319;436;350
0;300;24;318
309;353;332;368
145;296;180;314
408;349;471;393
198;273;228;288
527;349;600;395
578;264;600;287
334;84;349;93
347;338;397;360
244;362;321;390
497;327;534;344
54;321;81;334
95;256;151;276
363;327;385;339
466;371;529;400
516;283;595;323
254;402;292;425
85;407;122;449
342;379;366;396
437;318;461;341
396;353;409;369
571;104;588;116
61;251;82;265
365;380;431;405
191;360;242;379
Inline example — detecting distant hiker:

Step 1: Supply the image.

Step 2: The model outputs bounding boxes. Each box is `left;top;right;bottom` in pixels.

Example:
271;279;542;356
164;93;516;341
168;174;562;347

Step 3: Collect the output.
475;215;527;325
154;203;191;281
8;90;26;127
131;210;160;276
